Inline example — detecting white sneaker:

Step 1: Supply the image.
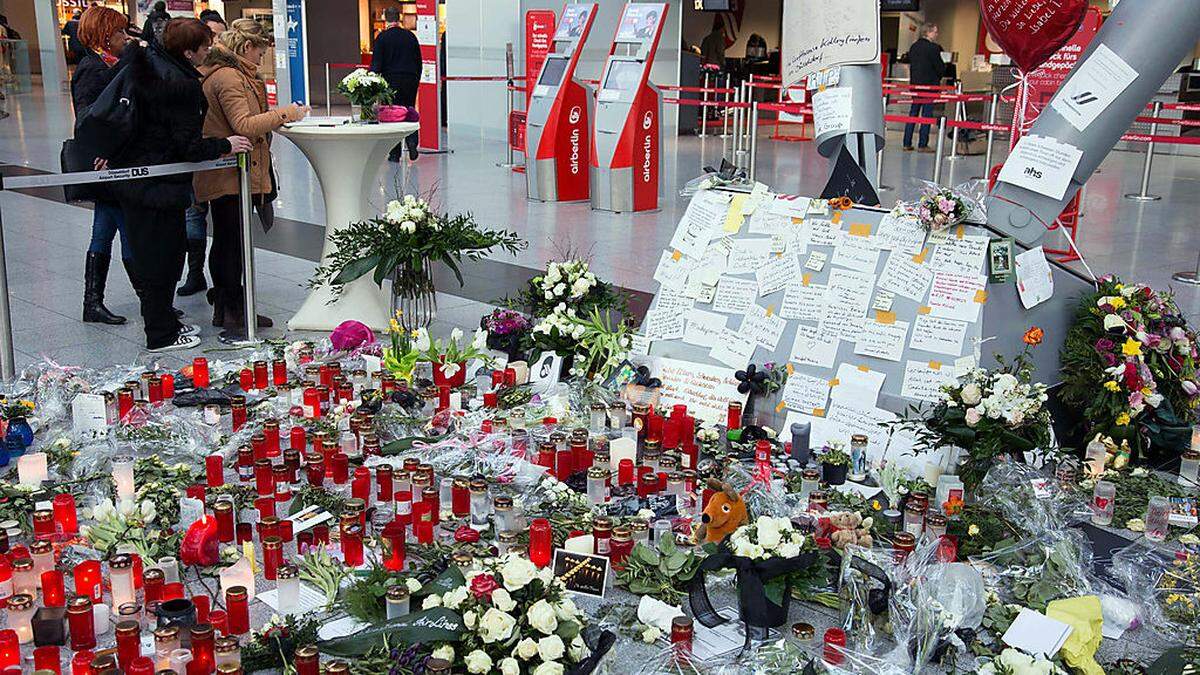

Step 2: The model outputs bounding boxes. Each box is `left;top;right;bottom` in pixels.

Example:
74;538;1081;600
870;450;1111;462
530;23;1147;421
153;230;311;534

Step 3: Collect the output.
179;323;201;337
148;333;202;353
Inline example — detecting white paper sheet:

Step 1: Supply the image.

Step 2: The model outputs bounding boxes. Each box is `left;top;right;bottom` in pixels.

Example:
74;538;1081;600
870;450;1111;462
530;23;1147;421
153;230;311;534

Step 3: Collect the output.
790;324;839;370
909;315;968;355
782;372;831;413
805;251;828;272
831;231;882;273
738;305;787;351
1014;245;1055;309
709;329;757;369
649;357;745;426
670;190;730;258
878;250;933;301
1001;608;1074;659
652;250;692;291
829;363;885;406
928;272;986;322
853;319;910;362
997;134;1084;200
900;360;958;402
806;218;840;247
711;277;758;314
755;253;802;297
818;268;874;341
929;234;988;276
780;281;826;323
1050;44;1139;132
682;309;728;348
812;87;853;138
874;211;927;255
727;238;772;274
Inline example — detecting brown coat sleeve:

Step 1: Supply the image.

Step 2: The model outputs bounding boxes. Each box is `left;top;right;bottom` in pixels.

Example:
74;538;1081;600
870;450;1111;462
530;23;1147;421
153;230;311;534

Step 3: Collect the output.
206;68;287;140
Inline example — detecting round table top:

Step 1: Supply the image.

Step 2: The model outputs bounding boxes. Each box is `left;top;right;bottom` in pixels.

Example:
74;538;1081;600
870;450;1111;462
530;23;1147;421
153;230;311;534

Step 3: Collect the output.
277;120;419;139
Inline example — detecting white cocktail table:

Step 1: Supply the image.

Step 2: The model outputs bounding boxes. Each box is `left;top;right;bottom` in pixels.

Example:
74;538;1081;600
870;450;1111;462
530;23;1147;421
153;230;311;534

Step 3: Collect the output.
278;121;419;332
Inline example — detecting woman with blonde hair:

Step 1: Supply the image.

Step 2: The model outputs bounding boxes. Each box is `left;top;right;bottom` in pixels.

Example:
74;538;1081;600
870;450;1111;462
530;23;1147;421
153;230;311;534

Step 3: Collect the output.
195;17;308;331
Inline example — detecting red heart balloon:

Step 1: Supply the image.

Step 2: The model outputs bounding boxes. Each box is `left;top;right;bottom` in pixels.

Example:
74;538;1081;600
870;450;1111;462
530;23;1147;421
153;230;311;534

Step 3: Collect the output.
979;0;1088;73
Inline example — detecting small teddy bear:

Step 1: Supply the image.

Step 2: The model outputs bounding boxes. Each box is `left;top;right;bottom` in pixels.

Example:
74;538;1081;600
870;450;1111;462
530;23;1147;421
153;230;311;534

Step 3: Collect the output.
825;511;874;551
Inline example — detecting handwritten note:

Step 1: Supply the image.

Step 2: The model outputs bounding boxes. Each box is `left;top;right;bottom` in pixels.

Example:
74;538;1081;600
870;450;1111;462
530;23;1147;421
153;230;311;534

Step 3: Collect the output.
688;245;728;288
805;251;828;272
829;363;885;406
670;191;730;258
653;251;691;291
782;0;880;86
928;272;986;322
756;253;801;297
872;290;895;312
831;231;881;273
738;305;786;351
650;357;745;425
790;325;840;370
878;251;933;301
909;315;968;356
711;277;758;314
643;308;686;340
782;372;830;413
854;319;910;362
818;269;874;341
682;309;728;348
727;239;772;274
806;218;840;247
812;87;853;138
900;360;958;403
930;235;988;276
874;211;927;255
709;329;757;369
1015;246;1054;309
748;209;789;236
780;282;826;323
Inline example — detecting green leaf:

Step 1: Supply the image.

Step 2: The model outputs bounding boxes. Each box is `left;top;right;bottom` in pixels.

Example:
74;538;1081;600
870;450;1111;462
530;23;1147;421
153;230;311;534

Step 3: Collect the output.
764;579;785;607
633;544;660;566
556;619;581;641
331;254;383;286
373;253;396;287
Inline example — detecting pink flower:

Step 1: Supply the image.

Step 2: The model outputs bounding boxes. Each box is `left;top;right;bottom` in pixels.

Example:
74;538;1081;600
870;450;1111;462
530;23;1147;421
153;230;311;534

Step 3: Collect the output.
330;320;376;351
964;407;982;427
1183;380;1198;396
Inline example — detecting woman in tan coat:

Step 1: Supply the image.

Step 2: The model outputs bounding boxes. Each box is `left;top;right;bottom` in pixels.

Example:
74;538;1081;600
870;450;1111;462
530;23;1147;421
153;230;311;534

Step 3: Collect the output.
194;18;308;330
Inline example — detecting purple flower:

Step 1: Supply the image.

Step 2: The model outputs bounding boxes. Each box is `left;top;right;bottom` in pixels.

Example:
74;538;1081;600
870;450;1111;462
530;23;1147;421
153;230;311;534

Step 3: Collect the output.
330;320;376;351
1095;338;1114;352
1102;352;1118;367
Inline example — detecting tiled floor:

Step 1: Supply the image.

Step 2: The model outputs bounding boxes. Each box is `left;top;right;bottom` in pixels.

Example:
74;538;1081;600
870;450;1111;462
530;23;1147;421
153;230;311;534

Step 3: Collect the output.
4;87;1200;371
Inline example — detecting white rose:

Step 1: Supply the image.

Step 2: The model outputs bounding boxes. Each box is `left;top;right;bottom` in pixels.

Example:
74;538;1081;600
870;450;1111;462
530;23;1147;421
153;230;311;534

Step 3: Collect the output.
960;382;982;405
464;650;492;674
432;645;454;662
537;635;565;661
406;578;422;593
499;658;521;675
463;610;477;629
478;608;517;644
491;587;516;612
411;207;425;220
569;635;587;662
641;625;662;643
516;637;540;660
755;515;782;550
404;194;417;205
553;283;566;296
965;407;982;427
442;585;469;609
500;555;538;591
527;599;559;635
777;541;801;558
422;595;442;609
999;649;1035;672
532;663;564;675
554;597;578;621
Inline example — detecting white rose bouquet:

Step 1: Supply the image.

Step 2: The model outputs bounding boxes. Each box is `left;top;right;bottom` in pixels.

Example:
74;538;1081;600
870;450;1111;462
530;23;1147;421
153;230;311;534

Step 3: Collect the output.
978;648;1065;675
337;68;393;120
422;554;599;674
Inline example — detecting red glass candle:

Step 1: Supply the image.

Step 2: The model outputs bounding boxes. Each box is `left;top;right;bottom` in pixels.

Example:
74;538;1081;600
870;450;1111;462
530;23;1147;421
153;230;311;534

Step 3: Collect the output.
414;520;433;544
53;493;78;535
207;610;227;636
297;531;313;554
193;593;210;624
34;645;60;674
127;655;154;675
483;391;498;408
262;537;283;581
161;373;175;399
236;523;252;545
272;360;287;386
147;376;163;404
114;620;140;671
116;387;134;421
71;650;93;675
226;587;249;635
192;357;210;388
503;368;516;387
529;518;553;568
283;449;300;481
381;522;406;572
161;582;185;600
290;426;306;452
33;508;55;539
318;364;331;388
451;478;469;518
638;471;658;498
823;628;846;665
253;361;268;390
238;368;254;392
294;646;319;675
74;560;102;603
312;524;330;546
305;453;324;487
263;420;281;457
609;526;634;571
437;385;450;412
41;570;65;607
254;459;274;497
231;399;247;432
236;446;254;482
273;466;291;502
143;569;163;605
394;490;412;527
213;502;235;543
187;625;215;675
332;453;349;484
257;516;280;542
0;631;16;669
341;523;364;567
376;466;394;503
302;388;320;419
250;433;267;461
279;518;294;544
618;458;635;486
67;596;96;651
352;467;371;503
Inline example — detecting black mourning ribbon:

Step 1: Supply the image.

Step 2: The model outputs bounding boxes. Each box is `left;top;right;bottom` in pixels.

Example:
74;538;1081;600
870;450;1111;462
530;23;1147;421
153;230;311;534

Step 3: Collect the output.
688;544;819;631
567;627;616;675
633;365;662;389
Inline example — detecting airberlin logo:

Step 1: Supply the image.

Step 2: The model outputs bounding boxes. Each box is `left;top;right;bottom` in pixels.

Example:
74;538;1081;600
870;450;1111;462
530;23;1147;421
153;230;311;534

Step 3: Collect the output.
642;111;653;130
567;106;582;174
642;111;654;183
569;106;581;125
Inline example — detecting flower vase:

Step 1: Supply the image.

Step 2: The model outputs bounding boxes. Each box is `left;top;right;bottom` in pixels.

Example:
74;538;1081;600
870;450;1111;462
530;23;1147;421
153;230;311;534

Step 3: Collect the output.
354;102;379;123
392;260;437;330
737;573;792;642
823;462;848;486
432;357;468;389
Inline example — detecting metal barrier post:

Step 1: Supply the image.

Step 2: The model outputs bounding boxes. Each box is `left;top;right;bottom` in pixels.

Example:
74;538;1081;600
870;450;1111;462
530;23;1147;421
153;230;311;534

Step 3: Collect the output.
721;74;732;139
222;153;260;345
946;82;964;162
1172;249;1200;286
876;94;892;192
0;180;16;380
932;117;947;185
325;62;331;117
734;88;747;169
699;71;709;138
496;44;521;169
980;92;999;181
1125;100;1163;201
749;101;759;182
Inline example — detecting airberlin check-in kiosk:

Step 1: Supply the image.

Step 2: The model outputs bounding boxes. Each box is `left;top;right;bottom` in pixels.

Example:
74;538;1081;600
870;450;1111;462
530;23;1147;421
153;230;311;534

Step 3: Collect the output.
591;3;667;213
526;3;598;203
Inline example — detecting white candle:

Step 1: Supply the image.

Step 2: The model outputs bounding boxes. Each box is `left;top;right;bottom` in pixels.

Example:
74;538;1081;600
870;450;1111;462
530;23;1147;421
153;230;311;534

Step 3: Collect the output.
16;453;47;487
564;534;594;554
219;557;256;599
610;437;637;476
93;603;111;636
112;455;135;504
157;556;180;584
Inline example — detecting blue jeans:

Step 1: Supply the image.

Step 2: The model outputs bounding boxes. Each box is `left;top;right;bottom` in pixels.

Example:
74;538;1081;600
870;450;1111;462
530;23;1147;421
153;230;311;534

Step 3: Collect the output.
88;201;131;261
185;202;209;241
903;102;936;148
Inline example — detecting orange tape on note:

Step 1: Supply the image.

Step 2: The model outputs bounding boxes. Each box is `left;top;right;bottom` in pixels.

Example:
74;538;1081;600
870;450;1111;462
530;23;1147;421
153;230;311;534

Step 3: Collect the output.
929;361;942;370
875;310;896;324
848;223;872;237
974;289;988;304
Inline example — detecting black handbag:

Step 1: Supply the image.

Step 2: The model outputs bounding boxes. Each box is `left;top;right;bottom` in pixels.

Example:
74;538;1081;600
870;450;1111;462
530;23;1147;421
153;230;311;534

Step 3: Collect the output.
59;138;99;203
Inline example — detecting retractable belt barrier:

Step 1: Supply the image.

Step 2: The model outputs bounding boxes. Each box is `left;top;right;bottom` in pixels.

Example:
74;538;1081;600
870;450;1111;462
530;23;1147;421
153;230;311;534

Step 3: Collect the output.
0;153;259;379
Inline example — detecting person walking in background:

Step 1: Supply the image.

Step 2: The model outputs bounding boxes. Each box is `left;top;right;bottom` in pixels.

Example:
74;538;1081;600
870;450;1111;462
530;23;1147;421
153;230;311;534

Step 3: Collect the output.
370;7;421;162
199;9;226;36
104;18;251;352
196;18;308;331
140;1;170;45
62;11;84;64
700;16;726;69
902;22;946;153
71;6;137;325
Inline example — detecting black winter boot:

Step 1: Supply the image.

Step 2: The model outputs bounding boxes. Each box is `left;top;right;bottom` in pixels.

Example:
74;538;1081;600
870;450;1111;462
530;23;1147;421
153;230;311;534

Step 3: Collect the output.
83;252;126;325
177;239;208;296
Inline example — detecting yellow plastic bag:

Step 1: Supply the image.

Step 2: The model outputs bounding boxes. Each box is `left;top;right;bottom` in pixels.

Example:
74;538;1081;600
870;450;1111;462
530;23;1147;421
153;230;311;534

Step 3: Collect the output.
1046;595;1104;675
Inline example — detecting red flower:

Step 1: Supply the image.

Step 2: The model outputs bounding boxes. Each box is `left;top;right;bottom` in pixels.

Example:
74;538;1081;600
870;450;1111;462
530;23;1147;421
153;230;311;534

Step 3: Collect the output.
1123;362;1142;391
454;525;480;543
470;573;500;600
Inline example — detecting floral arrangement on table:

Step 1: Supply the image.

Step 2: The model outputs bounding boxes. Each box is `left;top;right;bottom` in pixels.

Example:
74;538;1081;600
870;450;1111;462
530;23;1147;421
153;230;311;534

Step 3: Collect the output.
482;308;533;362
337;68;393;121
518;259;627;319
1060;276;1200;464
420;554;592;675
721;515;811;606
910;184;972;233
310;195;526;327
533;307;632;381
978;648;1067;675
81;497;179;563
898;328;1053;491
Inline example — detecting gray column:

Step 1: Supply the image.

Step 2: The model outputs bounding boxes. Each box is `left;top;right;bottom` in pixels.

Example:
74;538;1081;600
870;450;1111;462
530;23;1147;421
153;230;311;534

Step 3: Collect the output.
33;0;66;94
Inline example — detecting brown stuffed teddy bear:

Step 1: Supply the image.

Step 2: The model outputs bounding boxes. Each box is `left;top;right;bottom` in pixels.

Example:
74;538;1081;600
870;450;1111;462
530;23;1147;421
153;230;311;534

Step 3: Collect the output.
825;511;874;551
697;478;749;544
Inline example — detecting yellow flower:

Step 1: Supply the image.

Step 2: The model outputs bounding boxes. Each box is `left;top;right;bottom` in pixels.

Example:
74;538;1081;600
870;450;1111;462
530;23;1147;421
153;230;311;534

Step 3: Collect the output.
968;524;980;536
1122;338;1142;357
1110;297;1126;310
870;500;882;511
1104;381;1120;392
389;319;401;334
1116;413;1131;426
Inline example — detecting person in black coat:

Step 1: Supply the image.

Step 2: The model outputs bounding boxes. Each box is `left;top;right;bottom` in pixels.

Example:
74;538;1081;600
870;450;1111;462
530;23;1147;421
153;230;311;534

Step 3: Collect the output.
141;1;170;45
106;18;251;352
71;6;141;326
370;7;421;162
902;23;947;152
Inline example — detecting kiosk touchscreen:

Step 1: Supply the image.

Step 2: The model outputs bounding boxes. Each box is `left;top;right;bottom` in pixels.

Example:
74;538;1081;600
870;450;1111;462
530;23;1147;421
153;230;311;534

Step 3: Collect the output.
526;3;598;203
591;3;667;213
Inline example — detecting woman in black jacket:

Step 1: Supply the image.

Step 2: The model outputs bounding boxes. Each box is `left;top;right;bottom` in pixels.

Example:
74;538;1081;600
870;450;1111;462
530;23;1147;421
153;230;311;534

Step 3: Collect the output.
108;18;250;352
71;6;136;326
